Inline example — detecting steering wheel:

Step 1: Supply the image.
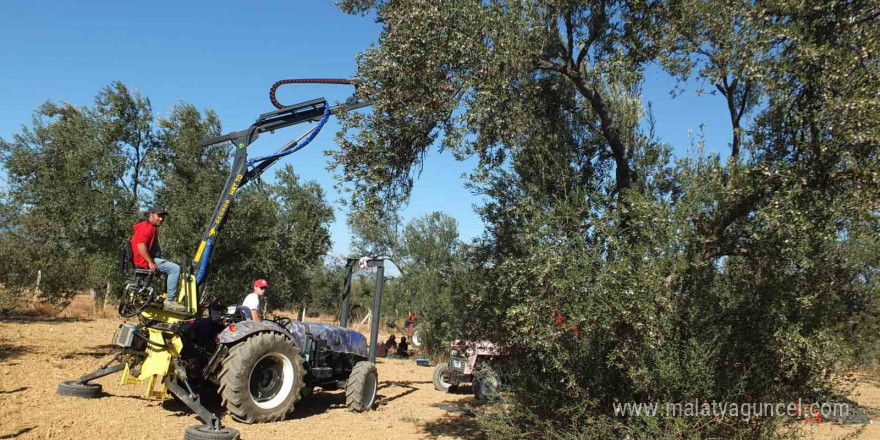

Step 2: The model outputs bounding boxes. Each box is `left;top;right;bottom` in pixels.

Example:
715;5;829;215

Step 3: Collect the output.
273;316;292;328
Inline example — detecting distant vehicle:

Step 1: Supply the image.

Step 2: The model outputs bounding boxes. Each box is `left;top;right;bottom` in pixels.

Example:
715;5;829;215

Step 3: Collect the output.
432;340;503;400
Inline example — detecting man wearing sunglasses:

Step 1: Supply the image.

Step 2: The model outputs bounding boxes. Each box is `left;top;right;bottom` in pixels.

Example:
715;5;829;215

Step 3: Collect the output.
242;279;268;322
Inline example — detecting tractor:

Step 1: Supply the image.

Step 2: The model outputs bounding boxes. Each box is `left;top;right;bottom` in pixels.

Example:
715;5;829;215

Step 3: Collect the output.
55;84;395;440
432;340;503;401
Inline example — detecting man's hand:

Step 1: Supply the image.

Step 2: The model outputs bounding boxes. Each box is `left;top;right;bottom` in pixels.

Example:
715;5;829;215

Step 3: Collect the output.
137;243;156;273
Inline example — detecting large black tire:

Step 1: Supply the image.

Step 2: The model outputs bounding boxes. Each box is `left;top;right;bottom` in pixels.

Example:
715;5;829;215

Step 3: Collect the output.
183;425;240;440
218;332;305;423
56;380;102;398
433;363;453;392
345;361;378;412
472;370;500;401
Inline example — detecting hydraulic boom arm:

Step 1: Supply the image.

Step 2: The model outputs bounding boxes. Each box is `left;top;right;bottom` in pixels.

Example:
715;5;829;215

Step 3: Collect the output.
191;92;370;287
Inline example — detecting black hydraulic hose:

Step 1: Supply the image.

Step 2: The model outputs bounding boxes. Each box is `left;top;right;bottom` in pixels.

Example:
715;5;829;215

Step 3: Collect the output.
269;78;357;109
134;330;172;349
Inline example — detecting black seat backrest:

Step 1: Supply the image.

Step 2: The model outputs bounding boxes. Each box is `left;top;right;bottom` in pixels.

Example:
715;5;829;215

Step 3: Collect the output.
120;240;133;276
237;305;254;321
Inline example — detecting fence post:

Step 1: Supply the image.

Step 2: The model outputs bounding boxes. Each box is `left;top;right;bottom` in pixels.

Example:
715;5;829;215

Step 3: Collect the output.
102;282;110;311
32;270;43;305
90;288;99;313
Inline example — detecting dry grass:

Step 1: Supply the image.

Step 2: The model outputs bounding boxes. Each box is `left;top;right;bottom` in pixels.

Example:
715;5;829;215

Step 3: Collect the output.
2;293;114;319
56;295;116;319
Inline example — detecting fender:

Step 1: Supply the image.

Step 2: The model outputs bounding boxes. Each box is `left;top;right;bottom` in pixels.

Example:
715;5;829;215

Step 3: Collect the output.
217;320;303;346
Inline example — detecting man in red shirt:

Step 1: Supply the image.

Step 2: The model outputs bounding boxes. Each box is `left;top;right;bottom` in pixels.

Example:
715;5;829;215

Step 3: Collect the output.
130;206;185;313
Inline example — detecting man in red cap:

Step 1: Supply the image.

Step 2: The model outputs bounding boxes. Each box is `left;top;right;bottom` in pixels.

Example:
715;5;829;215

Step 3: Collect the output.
242;279;268;322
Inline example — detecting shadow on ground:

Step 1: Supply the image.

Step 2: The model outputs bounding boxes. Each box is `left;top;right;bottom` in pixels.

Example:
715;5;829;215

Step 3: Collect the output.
421;398;491;439
422;412;485;439
0;344;30;362
376;380;424;407
0;427;35;439
0;387;28;395
60;351;113;359
291;389;347;419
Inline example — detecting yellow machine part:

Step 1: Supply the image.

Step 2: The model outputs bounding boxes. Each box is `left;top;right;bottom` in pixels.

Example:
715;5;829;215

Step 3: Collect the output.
119;274;196;398
176;273;198;316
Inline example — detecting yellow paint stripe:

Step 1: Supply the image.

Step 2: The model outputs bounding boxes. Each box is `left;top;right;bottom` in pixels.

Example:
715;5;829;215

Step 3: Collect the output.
194;241;207;262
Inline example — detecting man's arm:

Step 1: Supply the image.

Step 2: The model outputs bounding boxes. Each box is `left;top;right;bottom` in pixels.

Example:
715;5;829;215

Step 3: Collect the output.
137;243;158;273
250;309;261;322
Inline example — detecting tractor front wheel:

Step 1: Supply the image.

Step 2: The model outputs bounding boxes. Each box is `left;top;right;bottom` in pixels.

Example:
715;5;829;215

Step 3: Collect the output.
432;363;454;392
345;361;378;412
218;332;305;423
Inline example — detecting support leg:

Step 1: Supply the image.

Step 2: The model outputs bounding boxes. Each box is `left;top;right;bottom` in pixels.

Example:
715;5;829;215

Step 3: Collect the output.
77;363;126;383
164;376;221;430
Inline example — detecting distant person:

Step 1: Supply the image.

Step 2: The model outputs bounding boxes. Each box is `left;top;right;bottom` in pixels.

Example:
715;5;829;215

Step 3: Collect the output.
130;207;185;313
385;334;397;351
404;312;416;330
397;336;409;356
243;279;268;322
375;341;388;358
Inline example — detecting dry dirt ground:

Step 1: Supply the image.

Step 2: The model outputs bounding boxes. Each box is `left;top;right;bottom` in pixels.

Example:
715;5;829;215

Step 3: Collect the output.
0;309;481;440
0;299;877;440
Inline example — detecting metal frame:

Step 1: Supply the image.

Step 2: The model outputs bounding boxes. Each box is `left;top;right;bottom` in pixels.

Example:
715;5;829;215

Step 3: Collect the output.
339;258;359;328
338;257;387;363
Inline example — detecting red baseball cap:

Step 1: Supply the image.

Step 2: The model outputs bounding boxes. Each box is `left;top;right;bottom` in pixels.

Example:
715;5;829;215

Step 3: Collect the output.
253;279;269;289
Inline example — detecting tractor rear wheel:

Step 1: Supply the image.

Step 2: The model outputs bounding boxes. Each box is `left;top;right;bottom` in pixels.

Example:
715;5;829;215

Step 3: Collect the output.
345;361;378;412
56;380;102;398
218;332;305;423
183;424;240;440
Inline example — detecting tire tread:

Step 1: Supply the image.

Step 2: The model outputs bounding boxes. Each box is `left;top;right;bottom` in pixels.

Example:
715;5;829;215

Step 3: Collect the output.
218;332;304;423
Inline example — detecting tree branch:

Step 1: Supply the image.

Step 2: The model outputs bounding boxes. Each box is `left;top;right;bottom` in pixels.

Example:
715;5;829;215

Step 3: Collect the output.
698;175;783;259
536;58;631;192
716;75;744;160
577;0;607;71
564;11;575;68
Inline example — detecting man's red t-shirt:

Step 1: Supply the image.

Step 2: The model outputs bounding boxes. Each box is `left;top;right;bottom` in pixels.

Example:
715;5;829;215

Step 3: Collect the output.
130;221;158;268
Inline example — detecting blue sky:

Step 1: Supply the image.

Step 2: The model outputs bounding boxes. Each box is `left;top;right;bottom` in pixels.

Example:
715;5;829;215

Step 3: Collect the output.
0;1;734;257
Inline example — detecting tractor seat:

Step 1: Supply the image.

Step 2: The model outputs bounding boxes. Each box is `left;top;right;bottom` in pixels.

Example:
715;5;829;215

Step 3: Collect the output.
120;240;160;280
237;305;253;321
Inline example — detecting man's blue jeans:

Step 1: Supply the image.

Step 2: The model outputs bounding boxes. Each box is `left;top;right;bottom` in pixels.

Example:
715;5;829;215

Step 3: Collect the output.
154;258;180;301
